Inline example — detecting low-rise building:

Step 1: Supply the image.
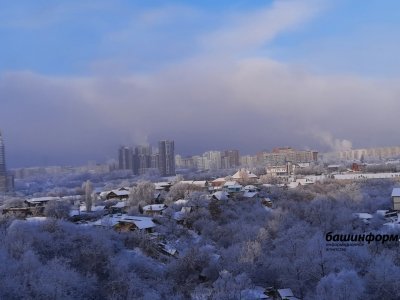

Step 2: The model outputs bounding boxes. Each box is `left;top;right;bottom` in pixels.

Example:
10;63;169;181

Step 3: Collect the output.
391;188;400;210
109;202;127;214
266;165;289;176
179;180;209;189
25;196;61;207
223;181;243;193
154;182;172;192
92;214;156;232
232;169;258;184
277;288;300;300
211;177;227;188
101;188;130;200
143;204;167;216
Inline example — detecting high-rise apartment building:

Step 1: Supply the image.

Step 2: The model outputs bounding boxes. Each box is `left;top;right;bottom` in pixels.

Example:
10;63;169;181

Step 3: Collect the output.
158;140;175;176
203;151;222;169
221;150;240;169
0;131;8;193
135;145;152;175
240;155;258;168
150;153;159;169
118;146;134;171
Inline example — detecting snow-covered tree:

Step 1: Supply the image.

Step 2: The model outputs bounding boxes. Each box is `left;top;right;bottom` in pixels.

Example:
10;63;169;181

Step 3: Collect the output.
165;183;204;203
128;181;156;207
314;270;365;300
211;270;251;300
83;180;93;212
44;200;71;219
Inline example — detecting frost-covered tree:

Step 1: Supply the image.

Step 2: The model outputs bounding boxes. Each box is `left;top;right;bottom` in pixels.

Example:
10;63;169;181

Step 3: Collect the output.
364;256;400;300
44;200;71;219
239;240;262;264
165;183;204;203
83;180;93;212
314;270;365;300
184;191;209;209
0;197;25;208
128;181;155;207
211;270;251;300
167;247;212;296
259;174;285;184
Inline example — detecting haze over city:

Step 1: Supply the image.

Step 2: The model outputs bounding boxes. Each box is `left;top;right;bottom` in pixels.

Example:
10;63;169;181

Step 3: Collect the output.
1;0;400;167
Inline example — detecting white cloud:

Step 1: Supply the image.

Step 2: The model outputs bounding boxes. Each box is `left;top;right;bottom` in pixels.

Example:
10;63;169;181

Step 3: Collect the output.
2;55;400;166
200;0;325;55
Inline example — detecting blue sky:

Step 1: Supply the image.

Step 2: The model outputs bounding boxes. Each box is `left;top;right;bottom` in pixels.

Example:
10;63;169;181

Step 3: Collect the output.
2;0;400;76
1;0;400;167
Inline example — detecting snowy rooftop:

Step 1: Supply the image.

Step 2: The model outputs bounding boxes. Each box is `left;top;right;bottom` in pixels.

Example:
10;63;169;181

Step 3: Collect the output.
244;185;257;191
111;202;127;208
391;188;400;197
111;190;130;196
212;191;229;201
61;195;81;201
92;214;156;229
26;196;61;203
26;217;49;222
232;169;258;179
376;210;388;216
122;216;156;229
155;182;172;190
179;180;208;187
224;181;241;187
353;213;373;220
212;177;226;182
79;205;106;212
277;288;299;300
243;191;258;198
143;204;167;212
295;178;314;185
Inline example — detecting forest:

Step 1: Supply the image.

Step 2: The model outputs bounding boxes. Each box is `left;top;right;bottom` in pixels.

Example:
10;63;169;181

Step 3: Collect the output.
1;178;400;299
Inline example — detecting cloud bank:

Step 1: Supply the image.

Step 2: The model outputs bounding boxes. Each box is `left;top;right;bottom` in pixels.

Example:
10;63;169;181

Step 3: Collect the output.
1;0;399;167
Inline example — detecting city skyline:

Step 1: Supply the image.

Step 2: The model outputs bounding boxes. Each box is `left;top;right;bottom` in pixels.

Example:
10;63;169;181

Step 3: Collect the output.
117;140;175;176
2;1;400;167
7;133;400;171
